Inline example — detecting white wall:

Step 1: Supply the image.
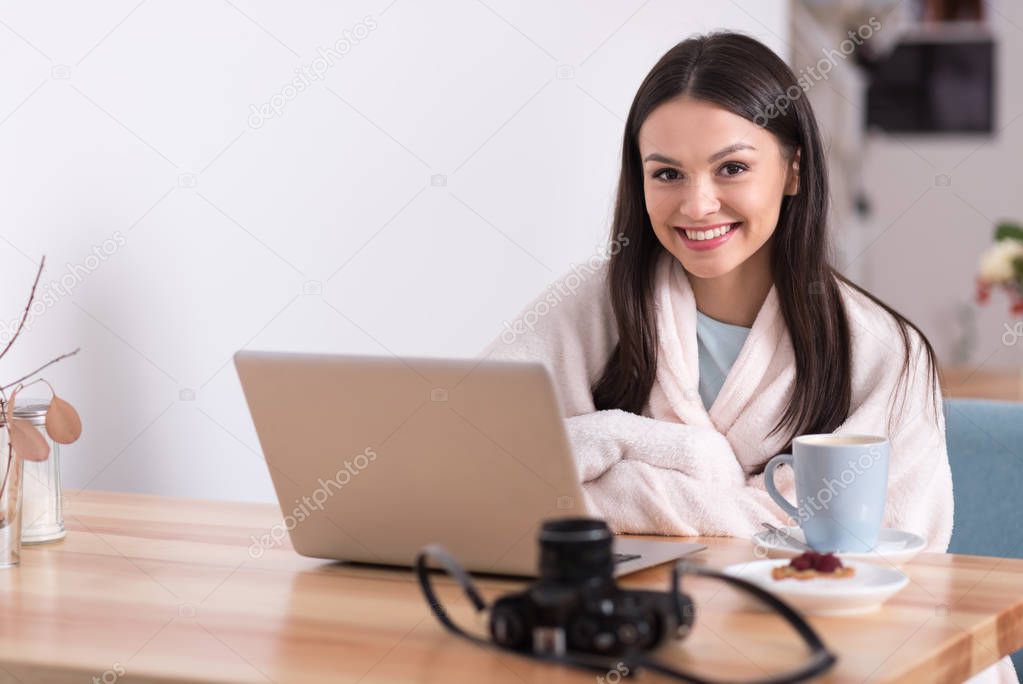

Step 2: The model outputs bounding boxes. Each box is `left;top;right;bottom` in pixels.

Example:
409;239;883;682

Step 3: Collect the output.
858;0;1023;369
0;0;789;502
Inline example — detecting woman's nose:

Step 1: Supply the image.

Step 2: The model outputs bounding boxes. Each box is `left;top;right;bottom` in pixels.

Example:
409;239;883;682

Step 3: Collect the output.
679;179;721;220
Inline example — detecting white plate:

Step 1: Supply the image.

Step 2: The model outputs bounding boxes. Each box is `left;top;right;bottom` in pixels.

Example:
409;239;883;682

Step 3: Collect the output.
750;527;926;565
722;559;909;616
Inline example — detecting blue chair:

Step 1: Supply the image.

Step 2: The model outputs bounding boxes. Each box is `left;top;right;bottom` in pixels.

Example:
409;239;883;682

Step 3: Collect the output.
943;398;1023;679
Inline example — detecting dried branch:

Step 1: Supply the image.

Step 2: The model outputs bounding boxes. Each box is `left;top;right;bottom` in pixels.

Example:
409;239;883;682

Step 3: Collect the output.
13;378;48;397
0;348;81;392
0;256;45;363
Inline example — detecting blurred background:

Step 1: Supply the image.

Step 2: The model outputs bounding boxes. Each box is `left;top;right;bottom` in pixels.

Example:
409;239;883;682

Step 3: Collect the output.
0;0;1018;502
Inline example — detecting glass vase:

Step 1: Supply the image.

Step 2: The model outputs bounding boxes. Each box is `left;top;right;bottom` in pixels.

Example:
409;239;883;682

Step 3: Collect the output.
22;441;64;544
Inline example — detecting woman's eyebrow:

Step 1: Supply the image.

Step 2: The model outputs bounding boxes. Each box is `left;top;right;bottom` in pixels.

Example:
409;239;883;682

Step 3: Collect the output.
642;142;757;166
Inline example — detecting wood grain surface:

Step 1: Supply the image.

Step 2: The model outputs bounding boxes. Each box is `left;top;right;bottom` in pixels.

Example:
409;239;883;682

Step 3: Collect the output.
941;365;1023;402
0;489;1018;683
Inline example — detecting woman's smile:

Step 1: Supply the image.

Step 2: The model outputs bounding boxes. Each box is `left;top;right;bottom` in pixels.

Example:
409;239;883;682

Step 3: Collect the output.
675;221;743;250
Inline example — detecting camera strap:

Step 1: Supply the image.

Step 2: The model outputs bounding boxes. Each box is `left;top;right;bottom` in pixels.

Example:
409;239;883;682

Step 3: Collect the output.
415;544;837;683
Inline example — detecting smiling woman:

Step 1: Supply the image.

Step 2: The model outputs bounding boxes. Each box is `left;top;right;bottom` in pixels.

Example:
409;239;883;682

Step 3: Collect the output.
592;31;939;469
480;29;1017;684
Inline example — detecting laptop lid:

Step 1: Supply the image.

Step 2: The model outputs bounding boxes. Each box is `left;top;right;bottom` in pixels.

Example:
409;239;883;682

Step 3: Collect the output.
234;351;703;576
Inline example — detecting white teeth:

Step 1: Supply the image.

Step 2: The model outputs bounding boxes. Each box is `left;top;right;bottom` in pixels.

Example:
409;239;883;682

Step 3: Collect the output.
684;223;737;240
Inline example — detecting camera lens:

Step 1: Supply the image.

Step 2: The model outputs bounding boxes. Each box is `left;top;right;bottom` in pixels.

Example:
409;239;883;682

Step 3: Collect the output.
538;518;613;582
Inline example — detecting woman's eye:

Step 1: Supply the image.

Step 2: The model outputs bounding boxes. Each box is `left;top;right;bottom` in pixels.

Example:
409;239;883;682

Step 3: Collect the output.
652;164;747;182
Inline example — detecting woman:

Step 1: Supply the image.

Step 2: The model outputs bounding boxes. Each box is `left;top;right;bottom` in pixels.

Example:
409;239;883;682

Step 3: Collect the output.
481;32;1015;683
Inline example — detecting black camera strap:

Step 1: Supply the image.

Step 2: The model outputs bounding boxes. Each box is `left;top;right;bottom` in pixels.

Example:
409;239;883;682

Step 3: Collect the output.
415;544;837;683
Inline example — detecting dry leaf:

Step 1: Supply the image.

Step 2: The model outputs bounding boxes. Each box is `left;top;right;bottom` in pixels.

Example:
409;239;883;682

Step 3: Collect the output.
10;418;48;461
45;394;81;444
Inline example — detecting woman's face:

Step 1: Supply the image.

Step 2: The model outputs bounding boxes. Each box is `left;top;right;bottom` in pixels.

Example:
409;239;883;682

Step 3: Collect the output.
638;96;800;280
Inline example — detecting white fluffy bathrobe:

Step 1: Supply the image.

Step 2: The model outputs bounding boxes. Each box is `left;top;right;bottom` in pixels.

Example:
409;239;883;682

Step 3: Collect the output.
480;249;1017;684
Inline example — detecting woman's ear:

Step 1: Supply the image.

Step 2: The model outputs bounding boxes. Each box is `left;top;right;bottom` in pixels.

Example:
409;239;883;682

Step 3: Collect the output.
784;148;801;196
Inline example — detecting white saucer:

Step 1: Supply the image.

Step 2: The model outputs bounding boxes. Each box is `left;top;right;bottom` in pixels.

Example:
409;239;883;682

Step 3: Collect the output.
751;527;926;565
722;559;909;616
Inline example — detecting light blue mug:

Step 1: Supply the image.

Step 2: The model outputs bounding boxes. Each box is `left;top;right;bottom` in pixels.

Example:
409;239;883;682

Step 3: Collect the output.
764;434;890;553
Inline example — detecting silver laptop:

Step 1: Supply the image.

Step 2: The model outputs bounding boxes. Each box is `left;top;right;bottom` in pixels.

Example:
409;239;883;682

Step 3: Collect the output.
234;350;705;577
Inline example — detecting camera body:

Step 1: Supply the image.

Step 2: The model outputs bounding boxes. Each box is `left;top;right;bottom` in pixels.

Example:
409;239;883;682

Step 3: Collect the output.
489;578;689;656
488;519;695;657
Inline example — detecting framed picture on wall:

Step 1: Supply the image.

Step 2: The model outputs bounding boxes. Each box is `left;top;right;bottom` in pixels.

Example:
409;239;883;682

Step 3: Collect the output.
864;38;994;133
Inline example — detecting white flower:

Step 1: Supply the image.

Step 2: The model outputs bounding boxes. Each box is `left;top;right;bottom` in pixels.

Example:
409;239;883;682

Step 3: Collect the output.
978;239;1023;284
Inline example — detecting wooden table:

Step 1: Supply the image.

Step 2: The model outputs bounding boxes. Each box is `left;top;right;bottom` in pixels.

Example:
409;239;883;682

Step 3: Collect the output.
941;365;1023;402
0;490;1020;683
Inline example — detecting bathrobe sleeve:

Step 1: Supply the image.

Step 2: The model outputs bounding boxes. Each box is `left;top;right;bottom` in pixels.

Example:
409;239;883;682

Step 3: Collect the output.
578;327;954;551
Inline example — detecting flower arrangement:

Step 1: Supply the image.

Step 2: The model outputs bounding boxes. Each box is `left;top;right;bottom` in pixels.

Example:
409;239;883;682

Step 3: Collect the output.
0;257;82;538
976;222;1023;315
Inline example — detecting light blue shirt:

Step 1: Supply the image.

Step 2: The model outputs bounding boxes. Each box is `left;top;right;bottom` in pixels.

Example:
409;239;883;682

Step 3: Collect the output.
696;309;752;411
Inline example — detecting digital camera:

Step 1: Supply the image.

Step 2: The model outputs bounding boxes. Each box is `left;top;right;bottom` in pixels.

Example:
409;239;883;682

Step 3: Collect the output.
416;517;836;682
488;518;693;657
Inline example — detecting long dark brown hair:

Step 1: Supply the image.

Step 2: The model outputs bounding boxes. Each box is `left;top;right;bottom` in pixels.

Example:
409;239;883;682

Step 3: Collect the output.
591;31;941;474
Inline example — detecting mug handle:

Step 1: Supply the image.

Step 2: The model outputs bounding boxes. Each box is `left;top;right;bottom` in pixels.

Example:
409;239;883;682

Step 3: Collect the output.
764;453;799;519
